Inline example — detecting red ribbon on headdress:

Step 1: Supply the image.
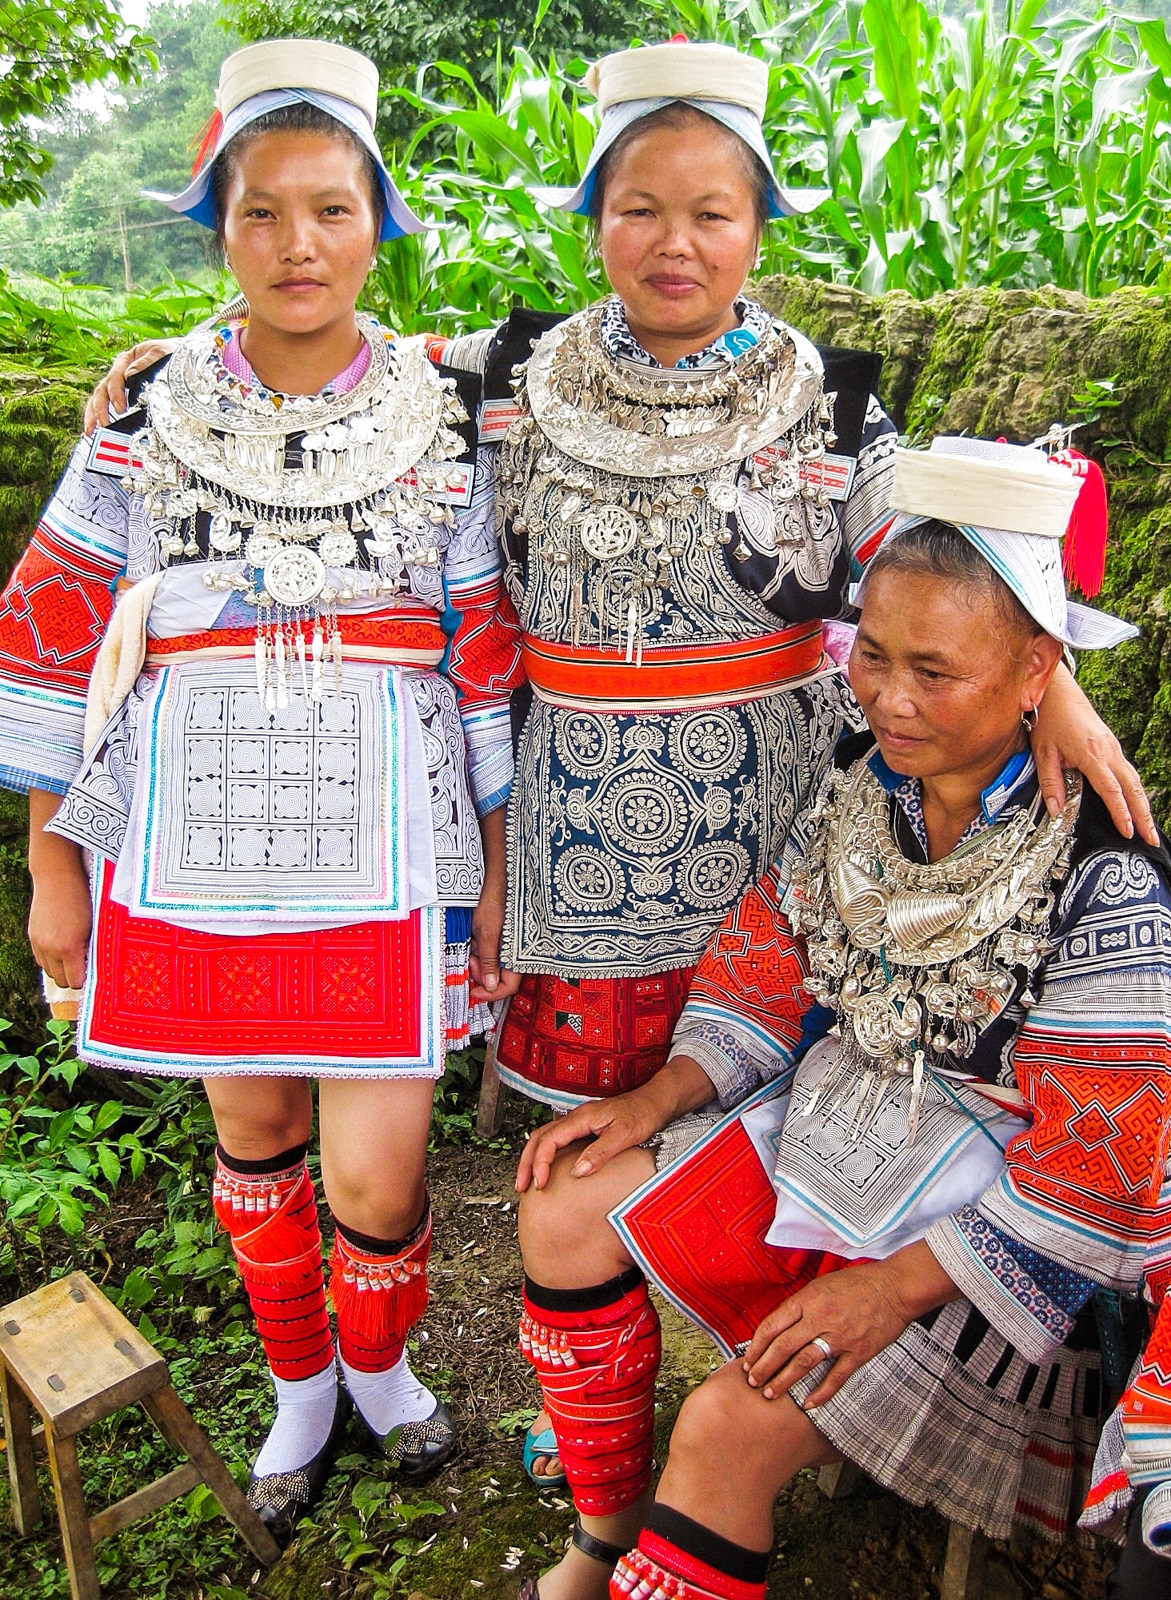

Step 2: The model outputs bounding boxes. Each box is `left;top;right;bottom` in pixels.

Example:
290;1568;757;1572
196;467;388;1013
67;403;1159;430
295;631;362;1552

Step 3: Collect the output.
190;108;224;176
1051;448;1108;598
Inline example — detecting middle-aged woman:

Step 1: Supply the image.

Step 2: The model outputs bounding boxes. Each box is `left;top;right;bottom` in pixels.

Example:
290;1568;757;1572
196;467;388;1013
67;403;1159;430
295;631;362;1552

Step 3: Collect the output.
82;36;1156;1493
511;438;1171;1600
0;40;524;1540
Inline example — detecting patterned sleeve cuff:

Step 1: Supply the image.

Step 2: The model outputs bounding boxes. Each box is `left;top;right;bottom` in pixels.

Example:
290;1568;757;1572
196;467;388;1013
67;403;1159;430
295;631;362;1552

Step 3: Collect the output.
923;1209;1079;1364
667;1023;764;1109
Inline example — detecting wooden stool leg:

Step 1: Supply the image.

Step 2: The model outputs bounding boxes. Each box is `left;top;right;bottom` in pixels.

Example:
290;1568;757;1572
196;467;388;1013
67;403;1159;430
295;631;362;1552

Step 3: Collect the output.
45;1431;100;1600
940;1521;990;1600
142;1386;280;1566
817;1459;861;1500
1;1364;41;1534
476;1034;507;1137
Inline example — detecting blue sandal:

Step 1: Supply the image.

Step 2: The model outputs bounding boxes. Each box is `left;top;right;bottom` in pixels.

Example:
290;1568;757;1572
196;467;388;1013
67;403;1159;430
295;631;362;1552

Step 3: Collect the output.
523;1423;568;1489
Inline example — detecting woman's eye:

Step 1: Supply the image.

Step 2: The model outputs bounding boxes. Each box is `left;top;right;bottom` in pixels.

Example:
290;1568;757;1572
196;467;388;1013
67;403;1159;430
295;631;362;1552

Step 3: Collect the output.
916;668;948;683
322;206;349;218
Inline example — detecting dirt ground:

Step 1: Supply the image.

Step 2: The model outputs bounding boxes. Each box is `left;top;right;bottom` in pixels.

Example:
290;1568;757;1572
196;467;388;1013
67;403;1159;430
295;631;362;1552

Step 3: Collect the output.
0;1133;1121;1600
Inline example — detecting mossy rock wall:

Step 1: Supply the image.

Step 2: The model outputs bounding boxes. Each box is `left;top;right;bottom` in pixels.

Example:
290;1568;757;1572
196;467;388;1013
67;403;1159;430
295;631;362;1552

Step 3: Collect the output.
0;365;91;1041
756;274;1171;819
1;284;1171;1031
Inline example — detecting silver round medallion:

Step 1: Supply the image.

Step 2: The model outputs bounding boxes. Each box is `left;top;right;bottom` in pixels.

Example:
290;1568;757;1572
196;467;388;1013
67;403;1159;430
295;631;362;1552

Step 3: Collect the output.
245;531;284;568
706;479;739;512
319;531;359;567
264;546;327;607
578;505;639;561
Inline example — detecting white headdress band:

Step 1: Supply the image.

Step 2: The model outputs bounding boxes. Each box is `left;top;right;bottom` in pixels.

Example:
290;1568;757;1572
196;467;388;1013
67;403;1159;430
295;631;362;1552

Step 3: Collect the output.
533;42;829;221
863;437;1138;651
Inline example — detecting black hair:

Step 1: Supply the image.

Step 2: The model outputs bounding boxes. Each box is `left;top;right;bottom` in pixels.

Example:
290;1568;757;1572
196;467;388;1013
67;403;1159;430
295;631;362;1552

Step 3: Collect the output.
209;100;384;241
864;518;1043;645
586;102;772;234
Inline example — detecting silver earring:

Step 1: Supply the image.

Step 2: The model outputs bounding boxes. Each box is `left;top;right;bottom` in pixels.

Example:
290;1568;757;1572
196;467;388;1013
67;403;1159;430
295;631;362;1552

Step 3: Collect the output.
1021;703;1039;733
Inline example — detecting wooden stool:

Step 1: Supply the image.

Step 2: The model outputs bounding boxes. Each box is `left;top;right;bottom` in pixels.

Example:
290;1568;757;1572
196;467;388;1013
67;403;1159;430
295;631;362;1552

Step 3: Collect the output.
0;1271;280;1599
816;1461;989;1600
476;1034;508;1136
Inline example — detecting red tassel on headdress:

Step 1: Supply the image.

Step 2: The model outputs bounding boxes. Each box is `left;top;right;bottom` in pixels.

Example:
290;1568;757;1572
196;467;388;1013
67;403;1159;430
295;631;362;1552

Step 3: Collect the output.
1052;448;1109;598
670;32;688;42
190;108;224;176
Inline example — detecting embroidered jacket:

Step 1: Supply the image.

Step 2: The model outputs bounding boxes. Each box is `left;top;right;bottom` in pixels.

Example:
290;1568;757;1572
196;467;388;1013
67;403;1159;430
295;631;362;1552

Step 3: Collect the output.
670;734;1171;1364
0;337;523;815
443;300;899;979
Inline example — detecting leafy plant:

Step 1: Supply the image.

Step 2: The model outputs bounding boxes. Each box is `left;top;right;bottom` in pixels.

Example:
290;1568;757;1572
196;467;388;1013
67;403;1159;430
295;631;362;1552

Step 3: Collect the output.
0;0;154;206
0;1019;148;1245
357;0;1171;331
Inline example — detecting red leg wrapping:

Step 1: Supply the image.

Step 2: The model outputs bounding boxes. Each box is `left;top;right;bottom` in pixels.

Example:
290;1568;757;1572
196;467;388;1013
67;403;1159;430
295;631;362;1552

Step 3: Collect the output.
520;1279;661;1517
330;1209;431;1373
611;1537;766;1600
212;1154;332;1381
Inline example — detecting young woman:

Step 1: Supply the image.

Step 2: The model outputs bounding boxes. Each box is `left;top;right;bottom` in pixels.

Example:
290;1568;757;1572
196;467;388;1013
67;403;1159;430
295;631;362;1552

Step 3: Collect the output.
514;438;1171;1600
0;40;522;1540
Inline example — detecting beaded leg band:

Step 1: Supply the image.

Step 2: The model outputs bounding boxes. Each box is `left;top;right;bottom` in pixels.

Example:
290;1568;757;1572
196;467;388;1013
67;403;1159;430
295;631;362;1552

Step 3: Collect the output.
520;1272;661;1517
330;1207;432;1372
611;1513;768;1600
212;1146;332;1381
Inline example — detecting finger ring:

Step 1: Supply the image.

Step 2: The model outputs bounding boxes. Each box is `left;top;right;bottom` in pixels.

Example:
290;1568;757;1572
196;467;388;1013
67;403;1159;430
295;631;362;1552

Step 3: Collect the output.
811;1335;833;1360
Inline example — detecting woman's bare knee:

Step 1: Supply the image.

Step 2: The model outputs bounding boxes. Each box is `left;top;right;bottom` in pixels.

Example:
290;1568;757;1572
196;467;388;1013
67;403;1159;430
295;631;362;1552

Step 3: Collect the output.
203;1076;312;1158
668;1362;833;1495
519;1143;635;1288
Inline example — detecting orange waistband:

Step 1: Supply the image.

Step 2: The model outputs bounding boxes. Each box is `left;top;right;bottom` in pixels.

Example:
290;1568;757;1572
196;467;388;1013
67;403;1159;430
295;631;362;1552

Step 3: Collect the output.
521;623;828;712
145;615;446;669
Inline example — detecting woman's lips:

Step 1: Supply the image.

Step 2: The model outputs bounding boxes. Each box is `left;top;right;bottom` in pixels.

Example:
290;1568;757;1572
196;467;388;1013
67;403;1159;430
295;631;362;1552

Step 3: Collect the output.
274;279;326;292
874;726;924;752
645;276;700;296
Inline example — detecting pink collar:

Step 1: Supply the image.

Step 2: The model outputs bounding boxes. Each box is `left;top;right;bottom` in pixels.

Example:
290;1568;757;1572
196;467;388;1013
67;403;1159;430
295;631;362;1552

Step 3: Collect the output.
219;320;372;394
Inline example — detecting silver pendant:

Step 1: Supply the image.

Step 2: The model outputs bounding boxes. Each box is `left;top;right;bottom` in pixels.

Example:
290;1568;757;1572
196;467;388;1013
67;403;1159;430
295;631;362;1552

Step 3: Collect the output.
579;505;639;560
264;547;327;607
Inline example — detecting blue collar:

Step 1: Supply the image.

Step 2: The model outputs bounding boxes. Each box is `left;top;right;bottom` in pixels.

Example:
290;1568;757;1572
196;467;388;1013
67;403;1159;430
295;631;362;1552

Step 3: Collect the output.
866;745;1036;827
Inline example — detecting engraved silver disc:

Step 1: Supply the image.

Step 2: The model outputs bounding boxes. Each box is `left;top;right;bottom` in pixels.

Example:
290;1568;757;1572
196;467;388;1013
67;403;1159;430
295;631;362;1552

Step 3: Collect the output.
245;532;283;568
264;546;327;606
578;505;639;561
319;531;359;567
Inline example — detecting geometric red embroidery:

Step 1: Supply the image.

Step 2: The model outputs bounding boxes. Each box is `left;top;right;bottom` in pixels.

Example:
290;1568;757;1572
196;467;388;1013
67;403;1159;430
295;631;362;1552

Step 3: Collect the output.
0;522;117;695
687;872;811;1056
496;966;695;1099
616;1105;852;1355
1009;1028;1171;1244
87;863;424;1062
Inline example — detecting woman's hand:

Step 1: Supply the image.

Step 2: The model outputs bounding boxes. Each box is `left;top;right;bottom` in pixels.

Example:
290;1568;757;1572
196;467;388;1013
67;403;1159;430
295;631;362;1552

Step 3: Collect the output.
84;341;178;432
469;804;519;1003
28;868;92;990
742;1241;959;1409
1034;662;1157;845
27;789;91;989
515;1053;717;1193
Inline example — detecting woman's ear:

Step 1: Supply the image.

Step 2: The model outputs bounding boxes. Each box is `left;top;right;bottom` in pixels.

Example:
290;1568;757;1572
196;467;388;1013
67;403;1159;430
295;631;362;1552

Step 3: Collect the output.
1025;631;1065;712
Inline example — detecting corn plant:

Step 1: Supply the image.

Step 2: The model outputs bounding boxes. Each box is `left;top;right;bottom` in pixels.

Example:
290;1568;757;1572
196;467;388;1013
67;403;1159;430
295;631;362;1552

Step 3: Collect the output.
357;0;1171;333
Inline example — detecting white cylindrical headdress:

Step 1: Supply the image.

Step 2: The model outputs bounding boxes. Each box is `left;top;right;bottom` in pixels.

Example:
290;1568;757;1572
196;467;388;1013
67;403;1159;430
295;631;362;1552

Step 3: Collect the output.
880;436;1136;650
144;38;429;241
534;40;828;220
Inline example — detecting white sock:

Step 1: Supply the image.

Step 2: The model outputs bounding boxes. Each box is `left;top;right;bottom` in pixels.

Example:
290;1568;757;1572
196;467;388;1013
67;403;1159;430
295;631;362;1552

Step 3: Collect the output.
253;1363;339;1478
339;1350;436;1437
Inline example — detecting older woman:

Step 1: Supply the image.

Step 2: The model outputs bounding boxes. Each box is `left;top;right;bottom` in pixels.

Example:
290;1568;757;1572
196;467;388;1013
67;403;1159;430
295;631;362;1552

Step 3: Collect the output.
513;438;1171;1599
0;40;523;1538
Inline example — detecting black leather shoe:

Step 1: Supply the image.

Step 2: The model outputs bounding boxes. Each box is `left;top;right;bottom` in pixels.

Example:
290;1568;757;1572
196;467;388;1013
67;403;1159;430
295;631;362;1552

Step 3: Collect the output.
246;1385;352;1546
364;1396;456;1477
